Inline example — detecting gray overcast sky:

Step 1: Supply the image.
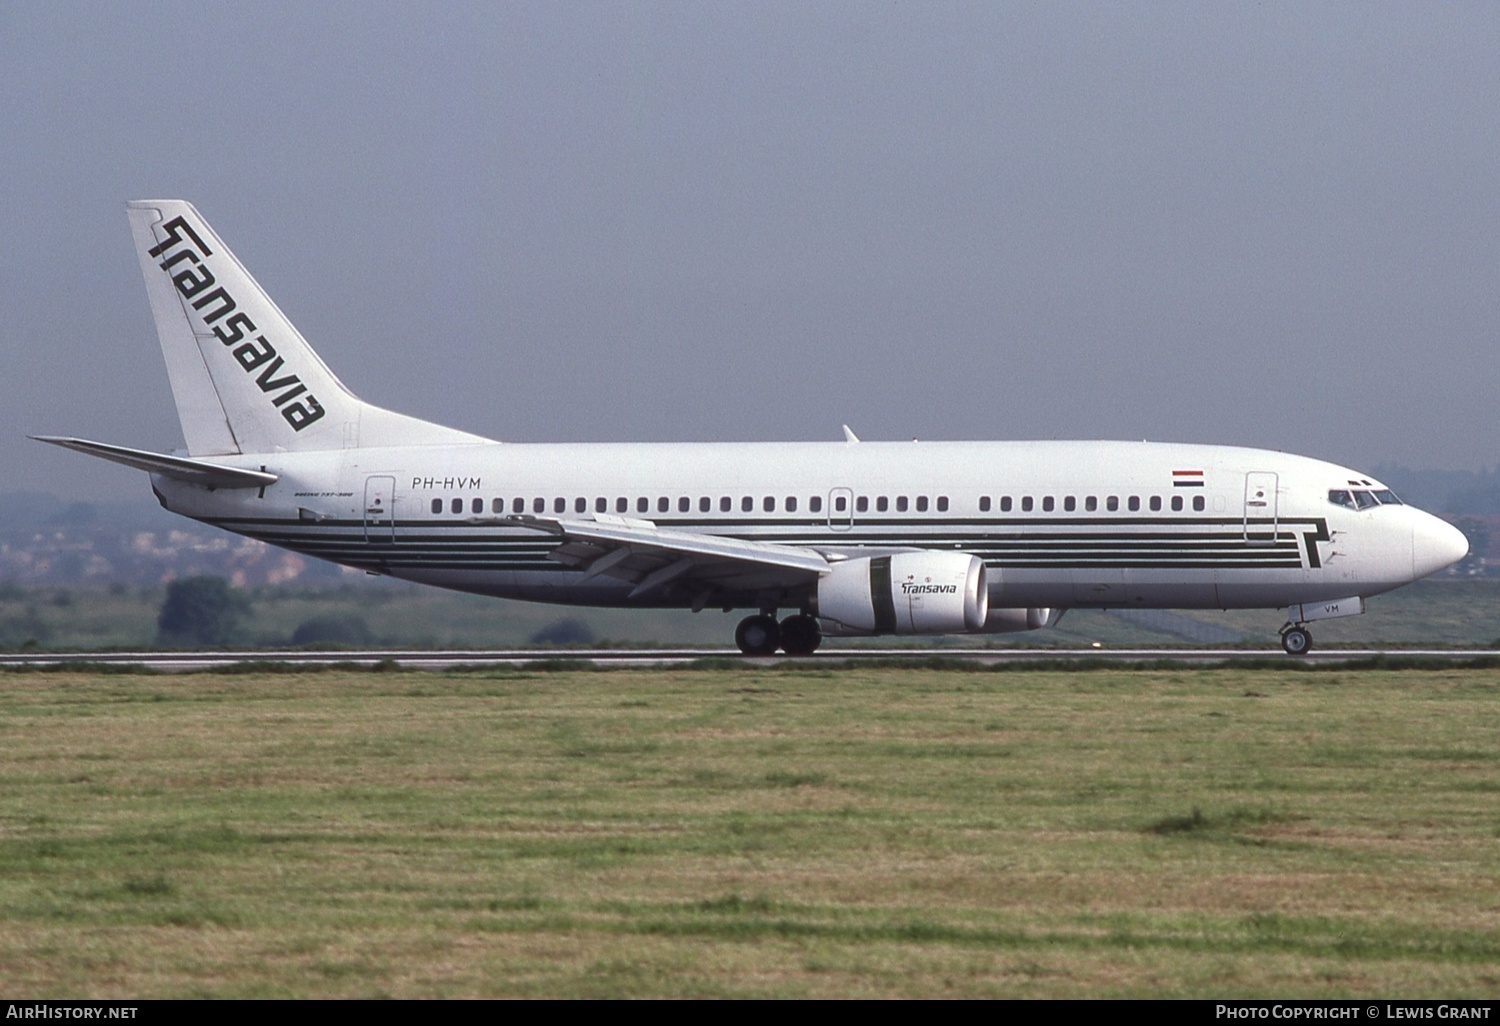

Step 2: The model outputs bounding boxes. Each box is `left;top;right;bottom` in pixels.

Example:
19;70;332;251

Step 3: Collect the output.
3;1;1497;501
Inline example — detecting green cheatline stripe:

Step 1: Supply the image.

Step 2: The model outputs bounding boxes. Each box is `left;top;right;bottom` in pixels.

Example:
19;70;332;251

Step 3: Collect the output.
206;514;1319;531
263;544;1303;561
252;536;1306;553
240;527;1313;548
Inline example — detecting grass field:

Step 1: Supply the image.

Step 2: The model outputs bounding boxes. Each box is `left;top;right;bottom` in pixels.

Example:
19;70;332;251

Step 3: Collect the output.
1;663;1498;998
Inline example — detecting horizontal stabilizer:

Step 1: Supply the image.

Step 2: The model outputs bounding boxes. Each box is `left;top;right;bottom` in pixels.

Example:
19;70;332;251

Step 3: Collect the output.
30;436;279;489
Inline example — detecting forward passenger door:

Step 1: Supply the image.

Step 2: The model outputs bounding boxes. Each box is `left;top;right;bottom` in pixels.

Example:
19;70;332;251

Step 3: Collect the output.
1243;472;1278;546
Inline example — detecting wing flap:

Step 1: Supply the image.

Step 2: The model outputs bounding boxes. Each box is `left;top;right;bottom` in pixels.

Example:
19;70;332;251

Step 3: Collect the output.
31;436;278;489
509;514;832;597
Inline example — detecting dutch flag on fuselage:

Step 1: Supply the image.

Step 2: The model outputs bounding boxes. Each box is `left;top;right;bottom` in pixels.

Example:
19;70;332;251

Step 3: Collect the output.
1172;470;1205;488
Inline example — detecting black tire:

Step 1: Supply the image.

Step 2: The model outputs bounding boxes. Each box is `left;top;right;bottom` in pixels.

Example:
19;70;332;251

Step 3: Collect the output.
1281;627;1312;656
779;614;822;656
735;614;781;656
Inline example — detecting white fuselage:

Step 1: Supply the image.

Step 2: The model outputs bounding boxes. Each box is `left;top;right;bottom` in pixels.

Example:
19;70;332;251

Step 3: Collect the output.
151;438;1461;614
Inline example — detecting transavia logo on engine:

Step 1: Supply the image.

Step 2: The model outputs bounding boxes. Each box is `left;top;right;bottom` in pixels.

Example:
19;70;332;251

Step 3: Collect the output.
148;216;325;432
900;582;957;595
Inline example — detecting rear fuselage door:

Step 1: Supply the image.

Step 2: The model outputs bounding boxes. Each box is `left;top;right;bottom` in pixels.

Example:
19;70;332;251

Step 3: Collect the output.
1244;471;1278;545
364;475;396;543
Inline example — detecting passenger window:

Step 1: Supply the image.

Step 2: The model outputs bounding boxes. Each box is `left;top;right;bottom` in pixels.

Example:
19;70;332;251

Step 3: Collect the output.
533;497;545;513
765;496;777;512
720;496;731;513
616;497;628;513
452;498;463;514
937;496;949;512
575;497;587;514
878;496;890;512
637;497;649;513
1192;495;1205;512
835;495;847;512
473;498;484;515
555;497;566;514
1064;496;1076;512
1107;496;1119;512
1021;496;1033;512
979;496;990;512
1000;496;1012;512
786;496;797;513
679;496;690;513
742;496;753;512
491;498;502;514
700;496;711;513
1171;495;1183;512
896;496;909;512
1042;496;1054;512
658;496;669;513
431;498;442;514
1128;496;1140;512
917;496;929;512
514;497;526;514
1150;496;1162;512
596;497;607;513
1084;496;1097;512
810;496;823;513
856;496;868;513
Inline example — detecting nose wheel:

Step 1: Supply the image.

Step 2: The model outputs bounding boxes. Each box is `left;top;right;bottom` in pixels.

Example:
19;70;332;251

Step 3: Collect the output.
1280;625;1312;656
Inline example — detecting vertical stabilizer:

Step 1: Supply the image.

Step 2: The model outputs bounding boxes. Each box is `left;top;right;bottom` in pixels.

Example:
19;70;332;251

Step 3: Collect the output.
127;200;489;455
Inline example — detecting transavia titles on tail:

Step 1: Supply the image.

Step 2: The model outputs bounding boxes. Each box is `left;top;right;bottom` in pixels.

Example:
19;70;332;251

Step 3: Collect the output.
35;201;1468;655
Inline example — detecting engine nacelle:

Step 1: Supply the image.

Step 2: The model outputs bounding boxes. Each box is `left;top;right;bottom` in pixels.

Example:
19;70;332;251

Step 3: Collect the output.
980;607;1051;633
816;552;988;635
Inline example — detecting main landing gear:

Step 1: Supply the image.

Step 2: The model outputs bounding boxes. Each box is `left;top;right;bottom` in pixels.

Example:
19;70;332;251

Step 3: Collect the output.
735;612;822;656
1280;623;1312;656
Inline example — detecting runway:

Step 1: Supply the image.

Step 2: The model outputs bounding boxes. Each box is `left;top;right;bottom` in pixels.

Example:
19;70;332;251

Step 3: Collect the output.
2;647;1494;671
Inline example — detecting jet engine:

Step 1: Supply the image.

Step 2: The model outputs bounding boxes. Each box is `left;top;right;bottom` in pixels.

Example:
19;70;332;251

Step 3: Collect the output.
815;552;988;635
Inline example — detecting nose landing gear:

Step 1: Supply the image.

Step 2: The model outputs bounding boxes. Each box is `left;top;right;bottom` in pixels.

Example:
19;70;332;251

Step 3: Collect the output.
1280;624;1312;656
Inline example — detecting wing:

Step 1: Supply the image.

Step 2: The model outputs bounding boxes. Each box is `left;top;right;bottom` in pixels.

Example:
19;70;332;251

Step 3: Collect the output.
506;513;833;606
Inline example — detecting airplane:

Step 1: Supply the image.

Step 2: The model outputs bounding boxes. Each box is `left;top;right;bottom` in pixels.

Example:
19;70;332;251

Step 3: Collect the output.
35;200;1469;656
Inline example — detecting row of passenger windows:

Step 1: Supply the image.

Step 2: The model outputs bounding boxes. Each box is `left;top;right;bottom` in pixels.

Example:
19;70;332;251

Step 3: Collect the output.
428;492;1207;515
982;493;1205;513
428;494;949;516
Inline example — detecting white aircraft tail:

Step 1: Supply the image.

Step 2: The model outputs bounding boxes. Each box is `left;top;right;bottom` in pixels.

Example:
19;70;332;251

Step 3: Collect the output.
127;200;488;456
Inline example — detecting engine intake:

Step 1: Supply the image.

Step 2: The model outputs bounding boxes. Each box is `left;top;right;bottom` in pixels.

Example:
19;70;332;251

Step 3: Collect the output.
816;552;988;635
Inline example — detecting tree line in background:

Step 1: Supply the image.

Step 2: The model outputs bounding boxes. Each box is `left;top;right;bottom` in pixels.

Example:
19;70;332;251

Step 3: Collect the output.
151;576;595;649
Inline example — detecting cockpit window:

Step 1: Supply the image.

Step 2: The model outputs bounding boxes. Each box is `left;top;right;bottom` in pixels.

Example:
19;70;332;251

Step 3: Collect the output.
1331;488;1395;510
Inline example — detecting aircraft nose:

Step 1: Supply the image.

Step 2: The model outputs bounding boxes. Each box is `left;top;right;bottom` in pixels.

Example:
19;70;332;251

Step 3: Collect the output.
1412;514;1469;579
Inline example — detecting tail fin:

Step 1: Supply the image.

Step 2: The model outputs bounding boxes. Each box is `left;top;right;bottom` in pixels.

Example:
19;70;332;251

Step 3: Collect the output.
127;200;489;455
